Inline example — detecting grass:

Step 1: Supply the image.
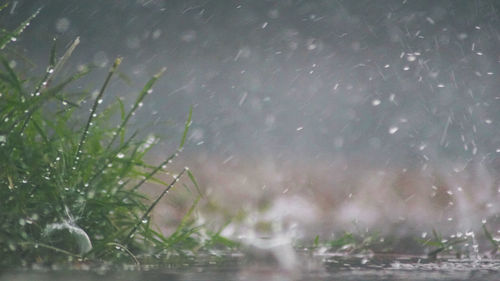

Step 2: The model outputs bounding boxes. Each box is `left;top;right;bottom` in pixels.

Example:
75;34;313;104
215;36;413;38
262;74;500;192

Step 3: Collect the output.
3;4;500;270
0;6;235;268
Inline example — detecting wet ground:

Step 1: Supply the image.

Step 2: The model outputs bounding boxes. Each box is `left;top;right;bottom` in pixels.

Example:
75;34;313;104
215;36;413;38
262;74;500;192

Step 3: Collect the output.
2;253;500;281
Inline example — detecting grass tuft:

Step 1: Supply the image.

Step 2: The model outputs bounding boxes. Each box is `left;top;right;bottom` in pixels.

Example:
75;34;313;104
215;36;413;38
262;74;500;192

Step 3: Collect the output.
0;6;214;267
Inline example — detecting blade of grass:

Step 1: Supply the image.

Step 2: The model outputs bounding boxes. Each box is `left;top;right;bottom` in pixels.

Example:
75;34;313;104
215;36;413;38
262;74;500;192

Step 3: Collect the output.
123;168;187;246
49;37;80;85
0;55;24;95
18;64;90;134
14;37;82;133
19;242;82;258
0;7;40;50
105;67;166;151
117;97;126;145
84;131;139;188
74;57;121;166
106;242;140;266
483;224;499;253
0;3;8;13
186;169;203;197
129;149;180;192
179;106;192;149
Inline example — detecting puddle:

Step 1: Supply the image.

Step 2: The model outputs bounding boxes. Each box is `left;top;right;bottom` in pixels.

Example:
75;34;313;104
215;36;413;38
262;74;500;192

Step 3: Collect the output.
2;253;500;281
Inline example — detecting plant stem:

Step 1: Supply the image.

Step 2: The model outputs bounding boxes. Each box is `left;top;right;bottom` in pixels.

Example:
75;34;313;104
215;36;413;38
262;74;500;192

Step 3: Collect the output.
124;167;186;246
74;57;121;167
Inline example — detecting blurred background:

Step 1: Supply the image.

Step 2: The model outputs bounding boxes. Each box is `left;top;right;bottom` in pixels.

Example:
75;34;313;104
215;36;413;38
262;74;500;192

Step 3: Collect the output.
3;0;500;248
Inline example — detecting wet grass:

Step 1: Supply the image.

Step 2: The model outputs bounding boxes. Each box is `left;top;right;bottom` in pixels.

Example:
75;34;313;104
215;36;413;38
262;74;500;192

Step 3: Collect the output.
3;4;500;272
0;6;234;268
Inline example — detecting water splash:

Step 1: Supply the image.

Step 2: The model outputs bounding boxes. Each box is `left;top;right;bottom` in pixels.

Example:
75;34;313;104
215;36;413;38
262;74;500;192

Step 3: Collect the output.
43;206;92;255
44;221;92;255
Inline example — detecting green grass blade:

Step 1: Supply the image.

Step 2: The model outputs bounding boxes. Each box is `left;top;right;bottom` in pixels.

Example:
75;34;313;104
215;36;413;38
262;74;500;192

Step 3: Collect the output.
483;224;499;252
0;56;24;95
179;106;192;149
105;67;166;151
0;3;8;13
186;169;203;198
0;8;40;50
49;38;57;67
49;37;80;84
74;57;121;165
130;149;181;192
124;168;187;246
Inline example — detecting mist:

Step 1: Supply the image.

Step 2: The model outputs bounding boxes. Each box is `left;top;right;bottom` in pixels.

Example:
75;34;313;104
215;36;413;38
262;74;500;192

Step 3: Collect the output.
5;0;500;241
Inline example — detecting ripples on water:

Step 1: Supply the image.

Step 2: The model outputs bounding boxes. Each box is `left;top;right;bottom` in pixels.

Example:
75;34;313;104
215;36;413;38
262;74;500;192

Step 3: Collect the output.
2;253;500;281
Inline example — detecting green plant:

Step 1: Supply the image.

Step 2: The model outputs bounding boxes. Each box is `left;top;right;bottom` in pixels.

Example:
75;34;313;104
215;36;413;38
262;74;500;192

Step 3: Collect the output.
482;223;500;255
0;6;208;267
326;232;381;254
419;229;469;259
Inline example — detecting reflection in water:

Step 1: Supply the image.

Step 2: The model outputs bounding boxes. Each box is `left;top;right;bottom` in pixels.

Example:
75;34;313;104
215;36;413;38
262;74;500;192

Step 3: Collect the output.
2;254;500;281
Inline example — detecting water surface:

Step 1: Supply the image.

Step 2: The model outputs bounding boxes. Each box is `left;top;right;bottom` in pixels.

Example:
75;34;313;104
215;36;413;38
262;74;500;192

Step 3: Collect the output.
3;254;500;281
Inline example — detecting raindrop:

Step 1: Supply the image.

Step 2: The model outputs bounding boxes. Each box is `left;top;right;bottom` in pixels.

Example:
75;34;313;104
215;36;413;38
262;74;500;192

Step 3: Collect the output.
268;9;279;19
406;54;416;62
152;29;162;39
181;30;197;42
126;36;141;49
306;38;318;50
55;17;70;33
93;51;109;68
389;126;399;134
